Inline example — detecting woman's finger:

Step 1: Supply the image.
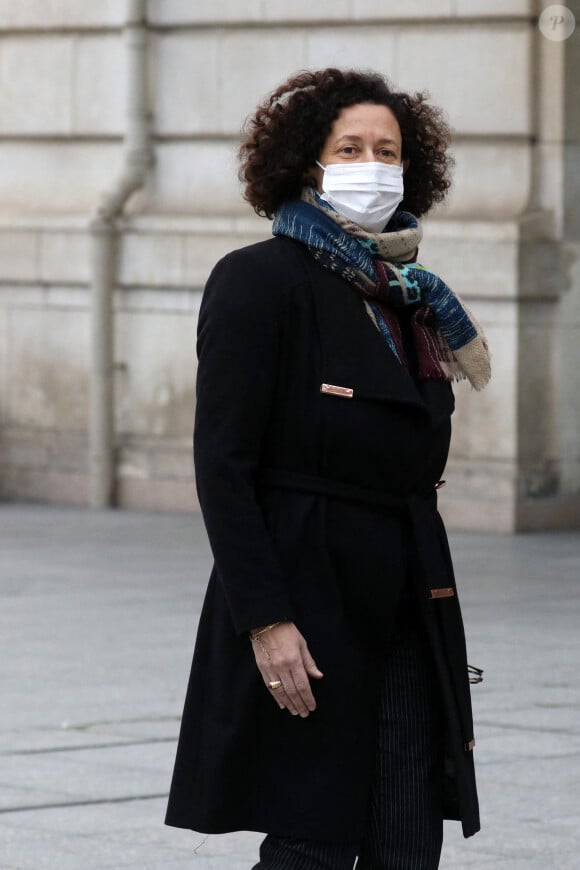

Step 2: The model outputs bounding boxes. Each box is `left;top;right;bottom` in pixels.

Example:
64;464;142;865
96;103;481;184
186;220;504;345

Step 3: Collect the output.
266;678;299;714
273;669;309;717
302;647;324;679
289;667;316;714
264;677;286;710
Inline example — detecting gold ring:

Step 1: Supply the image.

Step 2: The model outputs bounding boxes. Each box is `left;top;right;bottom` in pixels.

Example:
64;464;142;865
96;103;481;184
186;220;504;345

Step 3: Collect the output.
268;680;283;690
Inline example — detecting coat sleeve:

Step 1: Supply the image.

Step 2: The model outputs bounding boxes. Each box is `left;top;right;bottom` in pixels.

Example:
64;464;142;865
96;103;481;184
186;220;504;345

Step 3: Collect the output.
193;247;296;636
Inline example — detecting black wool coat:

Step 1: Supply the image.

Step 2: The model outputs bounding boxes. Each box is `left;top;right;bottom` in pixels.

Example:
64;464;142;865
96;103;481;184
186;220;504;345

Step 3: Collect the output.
165;236;480;842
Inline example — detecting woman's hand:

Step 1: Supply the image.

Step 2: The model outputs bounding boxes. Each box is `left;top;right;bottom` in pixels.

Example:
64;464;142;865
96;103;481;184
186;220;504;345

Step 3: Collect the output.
250;621;324;717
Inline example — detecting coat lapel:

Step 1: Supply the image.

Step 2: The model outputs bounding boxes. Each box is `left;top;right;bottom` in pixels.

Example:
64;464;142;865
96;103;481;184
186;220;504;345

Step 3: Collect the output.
311;264;430;416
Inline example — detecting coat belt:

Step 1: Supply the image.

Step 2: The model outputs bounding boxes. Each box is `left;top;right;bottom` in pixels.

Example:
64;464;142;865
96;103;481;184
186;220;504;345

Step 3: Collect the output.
256;468;455;601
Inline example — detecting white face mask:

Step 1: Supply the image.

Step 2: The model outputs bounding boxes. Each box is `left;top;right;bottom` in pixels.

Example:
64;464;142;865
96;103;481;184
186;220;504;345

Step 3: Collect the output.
316;160;404;233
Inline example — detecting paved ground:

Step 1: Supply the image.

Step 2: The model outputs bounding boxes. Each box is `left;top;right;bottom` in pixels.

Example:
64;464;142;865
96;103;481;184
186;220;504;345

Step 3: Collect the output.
0;503;579;869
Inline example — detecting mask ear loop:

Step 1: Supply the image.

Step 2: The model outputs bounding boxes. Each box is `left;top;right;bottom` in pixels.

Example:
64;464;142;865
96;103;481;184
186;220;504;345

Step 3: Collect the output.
316;160;326;171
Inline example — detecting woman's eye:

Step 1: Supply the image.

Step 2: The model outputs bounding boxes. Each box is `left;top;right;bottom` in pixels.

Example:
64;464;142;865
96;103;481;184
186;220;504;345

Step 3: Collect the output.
341;146;357;155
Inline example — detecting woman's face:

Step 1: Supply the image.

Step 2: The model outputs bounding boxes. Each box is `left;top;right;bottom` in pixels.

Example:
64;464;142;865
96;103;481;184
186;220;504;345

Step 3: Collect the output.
313;102;408;191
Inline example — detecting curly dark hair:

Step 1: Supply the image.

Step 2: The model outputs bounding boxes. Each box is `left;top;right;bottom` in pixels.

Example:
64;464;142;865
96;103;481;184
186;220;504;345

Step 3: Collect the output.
239;68;454;220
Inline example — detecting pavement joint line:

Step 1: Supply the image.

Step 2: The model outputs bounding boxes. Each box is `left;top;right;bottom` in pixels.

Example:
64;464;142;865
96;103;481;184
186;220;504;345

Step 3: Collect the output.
477;719;580;736
59;715;181;731
0;736;178;757
478;750;580;766
0;793;170;815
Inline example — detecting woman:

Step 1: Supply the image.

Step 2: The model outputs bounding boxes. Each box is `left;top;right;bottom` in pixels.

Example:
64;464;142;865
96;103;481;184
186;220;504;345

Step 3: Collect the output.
166;68;489;869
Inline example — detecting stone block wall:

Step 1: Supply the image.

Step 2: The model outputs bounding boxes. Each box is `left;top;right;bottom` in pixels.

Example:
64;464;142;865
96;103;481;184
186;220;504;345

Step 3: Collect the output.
0;0;578;530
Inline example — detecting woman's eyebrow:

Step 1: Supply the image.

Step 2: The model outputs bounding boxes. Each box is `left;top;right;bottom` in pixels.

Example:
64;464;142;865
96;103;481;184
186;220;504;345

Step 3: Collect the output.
333;134;399;148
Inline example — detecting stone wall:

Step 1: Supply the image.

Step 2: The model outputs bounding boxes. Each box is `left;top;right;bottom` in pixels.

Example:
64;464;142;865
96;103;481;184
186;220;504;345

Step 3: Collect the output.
0;0;578;530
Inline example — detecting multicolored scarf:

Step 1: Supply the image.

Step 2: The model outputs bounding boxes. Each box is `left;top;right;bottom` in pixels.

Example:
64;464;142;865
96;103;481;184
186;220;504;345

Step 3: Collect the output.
272;187;491;391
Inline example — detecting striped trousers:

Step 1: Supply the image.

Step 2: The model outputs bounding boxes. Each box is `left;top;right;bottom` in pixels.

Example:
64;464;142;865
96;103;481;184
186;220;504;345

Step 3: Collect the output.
253;605;445;870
